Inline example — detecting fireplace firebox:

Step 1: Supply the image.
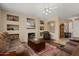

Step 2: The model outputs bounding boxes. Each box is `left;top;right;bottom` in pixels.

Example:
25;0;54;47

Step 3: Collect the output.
28;33;35;39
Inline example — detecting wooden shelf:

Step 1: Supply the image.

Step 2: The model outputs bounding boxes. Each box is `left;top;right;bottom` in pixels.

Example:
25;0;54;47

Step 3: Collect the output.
7;24;19;31
6;14;19;35
9;34;19;40
39;20;45;37
7;14;19;21
6;30;19;34
7;21;19;25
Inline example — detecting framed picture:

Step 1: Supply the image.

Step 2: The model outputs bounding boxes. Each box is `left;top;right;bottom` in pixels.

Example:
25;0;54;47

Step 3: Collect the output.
27;18;35;29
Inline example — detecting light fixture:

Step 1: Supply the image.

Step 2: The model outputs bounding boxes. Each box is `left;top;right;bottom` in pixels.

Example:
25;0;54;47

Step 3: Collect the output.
41;7;58;16
45;12;48;15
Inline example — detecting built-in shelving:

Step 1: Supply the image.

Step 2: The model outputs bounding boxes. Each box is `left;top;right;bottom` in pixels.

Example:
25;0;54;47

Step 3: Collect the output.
7;24;19;31
39;20;45;38
6;14;19;38
9;34;19;41
7;21;19;25
7;14;19;21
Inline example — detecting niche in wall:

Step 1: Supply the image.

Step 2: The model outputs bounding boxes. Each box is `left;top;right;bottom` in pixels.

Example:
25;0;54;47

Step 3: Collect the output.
7;24;19;31
7;14;19;21
28;33;35;39
48;21;55;33
26;18;35;29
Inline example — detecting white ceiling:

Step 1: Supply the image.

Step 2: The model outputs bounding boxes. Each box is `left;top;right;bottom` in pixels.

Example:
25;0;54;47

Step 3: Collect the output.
0;3;79;20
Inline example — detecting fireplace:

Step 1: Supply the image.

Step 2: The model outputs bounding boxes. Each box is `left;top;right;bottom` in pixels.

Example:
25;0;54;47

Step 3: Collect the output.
28;33;35;39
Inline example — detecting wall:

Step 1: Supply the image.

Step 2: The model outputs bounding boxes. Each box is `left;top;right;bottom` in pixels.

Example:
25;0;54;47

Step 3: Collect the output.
46;16;60;40
0;9;3;32
72;20;79;37
65;18;79;37
0;9;1;31
0;10;47;42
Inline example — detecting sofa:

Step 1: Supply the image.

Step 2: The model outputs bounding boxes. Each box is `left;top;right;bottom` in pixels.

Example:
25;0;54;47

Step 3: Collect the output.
1;32;79;56
56;45;79;56
56;38;79;56
0;32;29;56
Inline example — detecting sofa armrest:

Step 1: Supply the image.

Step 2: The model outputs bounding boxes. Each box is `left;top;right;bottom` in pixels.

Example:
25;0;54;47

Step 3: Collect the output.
67;41;79;46
0;51;16;56
57;44;75;54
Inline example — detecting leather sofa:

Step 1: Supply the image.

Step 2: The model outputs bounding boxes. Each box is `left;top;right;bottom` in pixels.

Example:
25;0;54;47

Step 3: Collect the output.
0;32;29;56
1;32;79;56
56;38;79;56
56;45;79;56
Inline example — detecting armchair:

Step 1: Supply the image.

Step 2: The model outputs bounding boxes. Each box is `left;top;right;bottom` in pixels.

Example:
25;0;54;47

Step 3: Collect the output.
43;31;51;40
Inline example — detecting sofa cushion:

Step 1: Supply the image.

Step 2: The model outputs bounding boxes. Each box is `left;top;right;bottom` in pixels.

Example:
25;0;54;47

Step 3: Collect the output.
64;43;76;54
72;45;79;56
0;51;16;56
0;32;30;56
8;40;30;56
67;41;79;46
0;32;10;52
56;50;70;56
69;37;79;42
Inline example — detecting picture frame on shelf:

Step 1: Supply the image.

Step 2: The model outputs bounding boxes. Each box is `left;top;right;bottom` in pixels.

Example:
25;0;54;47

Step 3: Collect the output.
40;20;44;25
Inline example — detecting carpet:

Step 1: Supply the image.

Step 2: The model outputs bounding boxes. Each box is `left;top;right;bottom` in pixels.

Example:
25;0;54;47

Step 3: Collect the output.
37;43;59;56
26;43;59;56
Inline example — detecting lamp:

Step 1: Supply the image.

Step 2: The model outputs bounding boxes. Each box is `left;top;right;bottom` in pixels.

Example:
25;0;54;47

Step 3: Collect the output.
34;38;38;41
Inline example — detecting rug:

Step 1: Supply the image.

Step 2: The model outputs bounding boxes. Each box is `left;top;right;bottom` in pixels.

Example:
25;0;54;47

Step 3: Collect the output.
37;43;59;56
26;43;59;56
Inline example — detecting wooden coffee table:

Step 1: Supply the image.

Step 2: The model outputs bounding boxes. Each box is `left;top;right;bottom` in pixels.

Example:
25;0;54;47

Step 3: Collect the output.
28;38;45;52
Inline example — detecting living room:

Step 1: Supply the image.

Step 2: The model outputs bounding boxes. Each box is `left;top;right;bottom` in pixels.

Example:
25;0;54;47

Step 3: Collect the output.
0;3;79;56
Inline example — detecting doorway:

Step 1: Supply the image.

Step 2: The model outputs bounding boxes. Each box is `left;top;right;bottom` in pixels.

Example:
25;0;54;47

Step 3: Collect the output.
60;24;64;38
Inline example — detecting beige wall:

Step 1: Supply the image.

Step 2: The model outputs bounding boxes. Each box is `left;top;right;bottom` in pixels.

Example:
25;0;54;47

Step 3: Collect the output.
0;9;1;31
46;16;60;40
0;10;47;42
0;9;3;32
62;18;79;38
71;19;79;37
0;10;61;41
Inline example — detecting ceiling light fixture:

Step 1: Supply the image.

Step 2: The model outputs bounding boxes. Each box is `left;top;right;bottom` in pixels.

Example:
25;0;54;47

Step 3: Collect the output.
41;7;58;16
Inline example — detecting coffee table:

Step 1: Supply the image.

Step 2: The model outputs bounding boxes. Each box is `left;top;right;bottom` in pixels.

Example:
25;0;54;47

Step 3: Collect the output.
28;38;45;52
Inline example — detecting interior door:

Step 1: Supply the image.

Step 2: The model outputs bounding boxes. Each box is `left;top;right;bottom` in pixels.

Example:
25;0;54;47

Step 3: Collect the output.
60;24;64;38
